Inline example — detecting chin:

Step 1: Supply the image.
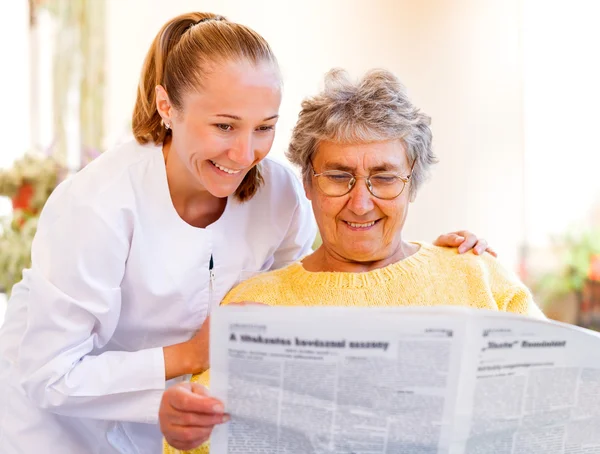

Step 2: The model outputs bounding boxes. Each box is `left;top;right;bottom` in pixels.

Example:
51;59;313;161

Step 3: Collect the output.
205;183;240;199
199;172;246;198
345;248;382;263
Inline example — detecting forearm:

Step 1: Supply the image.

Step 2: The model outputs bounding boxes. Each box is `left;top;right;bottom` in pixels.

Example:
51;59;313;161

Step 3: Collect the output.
163;340;209;381
20;347;166;423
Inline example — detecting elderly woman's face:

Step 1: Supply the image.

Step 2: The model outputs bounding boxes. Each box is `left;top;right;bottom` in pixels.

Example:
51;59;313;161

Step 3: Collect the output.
306;139;412;263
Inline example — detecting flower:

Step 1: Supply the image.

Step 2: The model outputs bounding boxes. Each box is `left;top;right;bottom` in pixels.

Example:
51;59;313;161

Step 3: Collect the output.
0;211;38;294
0;152;62;214
0;152;64;294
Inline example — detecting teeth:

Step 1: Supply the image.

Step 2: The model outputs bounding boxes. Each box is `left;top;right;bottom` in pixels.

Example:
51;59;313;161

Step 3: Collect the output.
347;221;376;228
211;161;242;174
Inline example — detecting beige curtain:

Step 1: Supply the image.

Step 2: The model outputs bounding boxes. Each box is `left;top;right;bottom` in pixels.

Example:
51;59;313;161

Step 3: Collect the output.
30;0;106;167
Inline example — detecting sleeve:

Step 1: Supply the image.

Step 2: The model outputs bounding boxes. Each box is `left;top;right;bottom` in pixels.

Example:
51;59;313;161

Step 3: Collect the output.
484;254;546;319
498;286;546;319
16;198;166;423
270;189;317;270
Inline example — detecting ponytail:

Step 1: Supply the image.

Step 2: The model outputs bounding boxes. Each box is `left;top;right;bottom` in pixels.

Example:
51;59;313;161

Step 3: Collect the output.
132;12;224;144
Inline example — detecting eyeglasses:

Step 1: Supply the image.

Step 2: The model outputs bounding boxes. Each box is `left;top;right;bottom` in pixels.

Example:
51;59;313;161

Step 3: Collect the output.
311;160;415;200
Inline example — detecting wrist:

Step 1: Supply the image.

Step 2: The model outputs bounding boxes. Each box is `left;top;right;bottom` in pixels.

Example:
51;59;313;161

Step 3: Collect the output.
186;336;209;375
163;341;202;380
163;327;210;380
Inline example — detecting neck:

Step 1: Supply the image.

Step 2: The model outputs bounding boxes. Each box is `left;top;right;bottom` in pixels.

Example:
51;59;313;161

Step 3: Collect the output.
302;238;419;273
163;139;226;228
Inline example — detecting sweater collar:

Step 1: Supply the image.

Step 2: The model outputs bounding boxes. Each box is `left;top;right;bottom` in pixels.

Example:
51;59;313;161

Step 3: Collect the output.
290;241;437;289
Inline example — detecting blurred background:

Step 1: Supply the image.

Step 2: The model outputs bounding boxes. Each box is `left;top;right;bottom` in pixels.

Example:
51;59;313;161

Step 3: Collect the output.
1;0;600;328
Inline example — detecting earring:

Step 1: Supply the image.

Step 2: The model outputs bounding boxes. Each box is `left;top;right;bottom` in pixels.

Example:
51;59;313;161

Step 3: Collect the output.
161;119;171;130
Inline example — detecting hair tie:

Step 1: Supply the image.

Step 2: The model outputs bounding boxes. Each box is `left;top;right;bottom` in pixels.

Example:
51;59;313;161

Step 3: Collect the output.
186;16;223;32
196;17;217;25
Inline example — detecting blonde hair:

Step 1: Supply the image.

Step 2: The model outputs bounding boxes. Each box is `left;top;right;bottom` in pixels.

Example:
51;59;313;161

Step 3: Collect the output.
132;12;279;201
287;68;437;197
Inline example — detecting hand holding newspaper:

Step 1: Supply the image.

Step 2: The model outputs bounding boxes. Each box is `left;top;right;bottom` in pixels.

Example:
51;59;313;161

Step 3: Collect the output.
208;306;600;454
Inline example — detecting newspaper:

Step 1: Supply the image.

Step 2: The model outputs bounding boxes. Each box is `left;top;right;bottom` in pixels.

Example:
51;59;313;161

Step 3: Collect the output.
208;306;600;454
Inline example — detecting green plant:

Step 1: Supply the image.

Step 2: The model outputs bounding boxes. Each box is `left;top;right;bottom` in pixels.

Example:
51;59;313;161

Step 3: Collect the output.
0;153;62;295
0;152;61;212
535;227;600;302
0;211;38;294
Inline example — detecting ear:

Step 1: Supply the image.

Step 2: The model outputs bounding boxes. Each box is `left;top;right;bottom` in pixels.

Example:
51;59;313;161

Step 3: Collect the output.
303;177;313;201
155;85;173;125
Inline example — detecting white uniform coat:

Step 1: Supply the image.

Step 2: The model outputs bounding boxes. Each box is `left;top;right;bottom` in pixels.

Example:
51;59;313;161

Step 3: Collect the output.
0;140;316;453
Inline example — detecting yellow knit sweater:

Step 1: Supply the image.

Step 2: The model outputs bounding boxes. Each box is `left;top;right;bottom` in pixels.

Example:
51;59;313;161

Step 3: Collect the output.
164;242;543;453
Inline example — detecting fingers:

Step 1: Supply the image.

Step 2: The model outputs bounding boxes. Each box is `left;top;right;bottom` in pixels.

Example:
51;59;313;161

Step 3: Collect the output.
168;410;230;428
160;383;229;451
473;238;488;256
169;383;225;415
459;234;478;254
435;230;498;257
434;233;465;247
188;381;210;396
452;230;497;257
484;246;498;258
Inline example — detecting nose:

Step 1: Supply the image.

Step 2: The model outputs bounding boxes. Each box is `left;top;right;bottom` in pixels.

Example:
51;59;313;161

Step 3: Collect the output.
346;179;375;215
228;133;255;167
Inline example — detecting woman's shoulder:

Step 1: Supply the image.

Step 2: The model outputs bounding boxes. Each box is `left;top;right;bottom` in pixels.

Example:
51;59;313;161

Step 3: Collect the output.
416;241;494;264
419;241;522;285
222;263;302;306
251;158;312;229
261;157;300;182
67;139;159;197
39;140;160;227
258;158;304;202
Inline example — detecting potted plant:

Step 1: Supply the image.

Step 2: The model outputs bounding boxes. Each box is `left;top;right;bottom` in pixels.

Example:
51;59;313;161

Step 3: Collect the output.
534;227;600;329
0;153;62;294
0;152;61;215
0;212;39;294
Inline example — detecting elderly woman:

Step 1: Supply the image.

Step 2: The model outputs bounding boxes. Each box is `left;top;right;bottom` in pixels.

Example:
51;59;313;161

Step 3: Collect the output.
162;68;543;453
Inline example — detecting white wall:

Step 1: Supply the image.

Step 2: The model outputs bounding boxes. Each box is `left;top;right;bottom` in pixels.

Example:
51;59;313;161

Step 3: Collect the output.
523;0;600;248
105;0;525;268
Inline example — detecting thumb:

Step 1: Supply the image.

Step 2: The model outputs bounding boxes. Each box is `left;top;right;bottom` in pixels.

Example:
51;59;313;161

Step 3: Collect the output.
451;234;465;244
189;382;210;396
175;381;209;397
435;233;464;247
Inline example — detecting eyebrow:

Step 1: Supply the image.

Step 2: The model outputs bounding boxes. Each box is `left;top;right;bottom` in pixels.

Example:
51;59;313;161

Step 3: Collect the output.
322;162;402;172
215;114;279;121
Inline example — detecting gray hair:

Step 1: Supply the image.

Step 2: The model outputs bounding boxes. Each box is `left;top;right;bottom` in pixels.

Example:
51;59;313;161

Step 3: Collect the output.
286;68;437;197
